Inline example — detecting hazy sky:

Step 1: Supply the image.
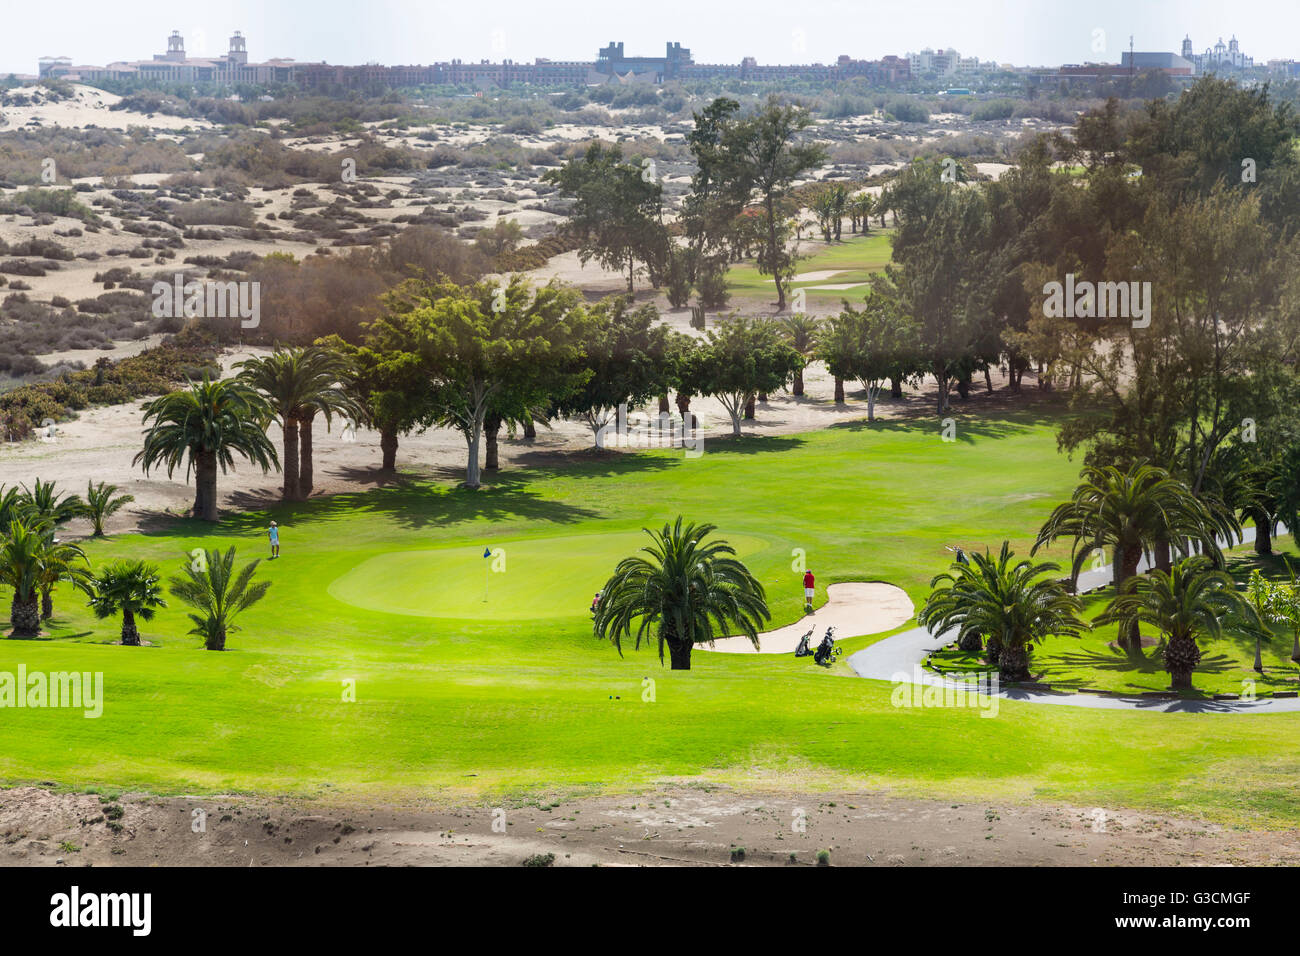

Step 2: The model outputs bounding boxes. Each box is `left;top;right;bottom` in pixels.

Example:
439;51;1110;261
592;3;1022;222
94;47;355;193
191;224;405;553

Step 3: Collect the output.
3;0;1295;75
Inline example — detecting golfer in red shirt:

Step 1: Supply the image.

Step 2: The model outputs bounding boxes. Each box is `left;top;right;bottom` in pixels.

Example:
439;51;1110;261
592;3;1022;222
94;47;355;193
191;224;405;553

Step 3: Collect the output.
803;570;815;607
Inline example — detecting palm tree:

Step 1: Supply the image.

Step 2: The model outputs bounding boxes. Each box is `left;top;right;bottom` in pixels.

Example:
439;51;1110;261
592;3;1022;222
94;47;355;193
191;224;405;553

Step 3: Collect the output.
1244;569;1282;674
135;377;279;522
780;314;821;397
237;347;358;500
33;529;89;621
0;519;46;636
88;560;166;646
593;517;770;670
918;541;1087;681
83;481;135;537
1097;556;1264;692
20;478;83;526
1033;462;1222;653
0;486;24;528
168;547;270;650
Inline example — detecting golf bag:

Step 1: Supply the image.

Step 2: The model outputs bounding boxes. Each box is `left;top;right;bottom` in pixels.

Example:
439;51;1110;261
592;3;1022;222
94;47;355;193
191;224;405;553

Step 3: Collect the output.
794;628;815;658
813;627;841;666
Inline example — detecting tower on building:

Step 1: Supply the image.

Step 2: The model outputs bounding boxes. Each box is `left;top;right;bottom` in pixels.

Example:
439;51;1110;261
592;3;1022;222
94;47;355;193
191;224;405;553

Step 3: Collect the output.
228;30;248;65
165;30;186;62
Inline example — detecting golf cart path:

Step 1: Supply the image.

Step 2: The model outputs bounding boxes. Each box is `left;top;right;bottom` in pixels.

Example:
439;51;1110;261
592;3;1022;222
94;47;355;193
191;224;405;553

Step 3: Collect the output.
849;526;1300;715
704;582;914;654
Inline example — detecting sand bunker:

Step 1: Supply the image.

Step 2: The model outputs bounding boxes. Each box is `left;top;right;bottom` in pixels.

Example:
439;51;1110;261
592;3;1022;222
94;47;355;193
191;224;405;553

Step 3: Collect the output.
704;582;914;654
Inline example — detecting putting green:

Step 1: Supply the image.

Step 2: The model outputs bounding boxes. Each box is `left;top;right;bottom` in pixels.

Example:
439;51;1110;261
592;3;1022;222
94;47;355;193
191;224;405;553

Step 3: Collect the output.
327;530;771;620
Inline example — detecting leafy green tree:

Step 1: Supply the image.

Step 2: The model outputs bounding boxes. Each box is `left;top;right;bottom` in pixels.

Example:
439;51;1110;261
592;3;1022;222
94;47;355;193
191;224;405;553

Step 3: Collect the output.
237;346;358;500
83;481;134;537
719;98;827;310
378;275;590;488
682;317;803;437
1034;463;1225;653
593;517;770;670
320;332;435;473
554;297;670;446
1098;556;1264;691
918;542;1087;681
168;547;270;651
543;142;668;292
135;377;280;522
820;295;919;421
88;560;166;646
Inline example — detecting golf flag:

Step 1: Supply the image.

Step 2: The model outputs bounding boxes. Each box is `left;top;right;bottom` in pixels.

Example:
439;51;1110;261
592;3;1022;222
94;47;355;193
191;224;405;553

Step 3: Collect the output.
483;547;491;558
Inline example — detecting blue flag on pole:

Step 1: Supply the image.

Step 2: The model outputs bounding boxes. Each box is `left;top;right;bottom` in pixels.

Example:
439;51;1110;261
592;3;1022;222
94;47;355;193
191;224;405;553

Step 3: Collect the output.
483;547;492;558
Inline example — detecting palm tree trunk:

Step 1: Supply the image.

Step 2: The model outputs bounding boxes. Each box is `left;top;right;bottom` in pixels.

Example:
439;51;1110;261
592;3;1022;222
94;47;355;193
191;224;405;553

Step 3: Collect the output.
1165;634;1200;690
793;368;805;396
675;393;690;415
380;428;398;472
1116;543;1144;654
667;638;692;670
890;377;902;399
834;377;844;403
658;395;670;414
997;641;1029;682
40;587;53;621
196;448;219;522
1153;537;1171;573
281;417;300;500
297;411;315;499
1255;520;1273;555
744;396;755;420
523;415;536;440
121;608;140;646
206;626;226;651
9;593;39;637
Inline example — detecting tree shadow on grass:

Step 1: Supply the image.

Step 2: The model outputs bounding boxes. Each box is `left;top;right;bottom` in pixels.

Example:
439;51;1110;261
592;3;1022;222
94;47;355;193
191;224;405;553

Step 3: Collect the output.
135;469;602;540
1044;645;1239;696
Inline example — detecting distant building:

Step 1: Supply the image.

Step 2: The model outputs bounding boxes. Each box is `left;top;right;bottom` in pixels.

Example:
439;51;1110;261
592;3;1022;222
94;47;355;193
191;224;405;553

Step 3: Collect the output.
35;33;920;91
1119;51;1195;75
40;31;299;85
1181;34;1253;73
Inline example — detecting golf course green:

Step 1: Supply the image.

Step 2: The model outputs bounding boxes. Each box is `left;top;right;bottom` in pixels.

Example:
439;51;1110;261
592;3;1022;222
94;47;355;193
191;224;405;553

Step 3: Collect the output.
4;408;1300;826
328;531;771;620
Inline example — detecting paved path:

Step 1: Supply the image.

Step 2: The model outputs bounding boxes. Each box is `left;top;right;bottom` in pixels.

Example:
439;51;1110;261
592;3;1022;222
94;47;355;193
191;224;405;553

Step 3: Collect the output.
847;526;1300;715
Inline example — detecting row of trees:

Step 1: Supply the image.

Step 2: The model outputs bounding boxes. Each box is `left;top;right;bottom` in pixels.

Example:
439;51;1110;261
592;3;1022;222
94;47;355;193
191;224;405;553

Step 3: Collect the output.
0;479;266;647
135;278;817;513
923;460;1300;690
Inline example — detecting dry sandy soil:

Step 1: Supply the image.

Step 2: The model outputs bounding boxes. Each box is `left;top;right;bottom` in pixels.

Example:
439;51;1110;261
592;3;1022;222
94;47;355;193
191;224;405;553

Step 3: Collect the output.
1;784;1293;867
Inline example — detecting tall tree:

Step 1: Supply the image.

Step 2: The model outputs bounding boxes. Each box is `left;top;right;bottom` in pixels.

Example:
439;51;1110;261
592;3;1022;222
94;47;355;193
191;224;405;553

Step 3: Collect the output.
379;275;590;488
554;297;670;447
720;98;827;311
543;142;668;292
237;346;358;500
135;377;279;522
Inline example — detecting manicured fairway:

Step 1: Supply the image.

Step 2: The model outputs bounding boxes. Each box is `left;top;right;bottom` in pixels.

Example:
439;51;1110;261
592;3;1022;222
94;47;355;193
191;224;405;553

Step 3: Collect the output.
5;409;1300;826
328;531;770;620
725;231;894;301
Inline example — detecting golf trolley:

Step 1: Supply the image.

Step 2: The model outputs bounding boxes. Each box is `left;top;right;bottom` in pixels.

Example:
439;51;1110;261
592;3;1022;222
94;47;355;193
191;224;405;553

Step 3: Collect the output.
795;626;841;666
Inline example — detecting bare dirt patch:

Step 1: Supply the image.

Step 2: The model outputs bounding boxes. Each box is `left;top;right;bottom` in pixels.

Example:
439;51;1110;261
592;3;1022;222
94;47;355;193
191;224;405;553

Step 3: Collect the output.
0;785;1292;867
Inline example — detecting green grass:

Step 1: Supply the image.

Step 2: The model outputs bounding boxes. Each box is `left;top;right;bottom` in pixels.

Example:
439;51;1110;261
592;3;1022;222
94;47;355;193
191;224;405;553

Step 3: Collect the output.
5;407;1300;826
725;231;894;302
927;548;1300;698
